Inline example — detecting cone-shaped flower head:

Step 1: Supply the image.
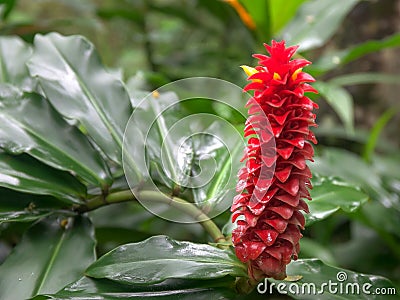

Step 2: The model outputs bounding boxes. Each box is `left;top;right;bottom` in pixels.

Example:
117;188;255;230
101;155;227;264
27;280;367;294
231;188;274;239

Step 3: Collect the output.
231;40;318;280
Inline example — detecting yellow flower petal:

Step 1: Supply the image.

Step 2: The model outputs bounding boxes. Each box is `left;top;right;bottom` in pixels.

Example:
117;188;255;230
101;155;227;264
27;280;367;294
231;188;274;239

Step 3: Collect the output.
273;72;282;81
291;68;303;81
240;65;259;77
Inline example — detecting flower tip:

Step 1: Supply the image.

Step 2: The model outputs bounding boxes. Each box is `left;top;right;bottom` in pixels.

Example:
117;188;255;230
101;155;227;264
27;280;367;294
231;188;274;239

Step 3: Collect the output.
291;68;303;81
273;72;282;81
240;65;258;77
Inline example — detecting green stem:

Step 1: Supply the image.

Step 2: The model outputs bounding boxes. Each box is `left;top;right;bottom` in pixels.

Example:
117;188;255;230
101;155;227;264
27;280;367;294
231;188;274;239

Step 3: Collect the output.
234;276;258;294
76;190;226;244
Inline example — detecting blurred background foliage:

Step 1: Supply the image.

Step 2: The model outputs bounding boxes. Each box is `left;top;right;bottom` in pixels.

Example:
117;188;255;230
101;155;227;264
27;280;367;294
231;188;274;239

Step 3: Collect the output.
0;0;400;297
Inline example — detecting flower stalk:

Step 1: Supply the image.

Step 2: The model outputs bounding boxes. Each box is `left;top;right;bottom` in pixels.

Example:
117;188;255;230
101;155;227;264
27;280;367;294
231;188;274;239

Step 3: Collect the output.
76;189;226;245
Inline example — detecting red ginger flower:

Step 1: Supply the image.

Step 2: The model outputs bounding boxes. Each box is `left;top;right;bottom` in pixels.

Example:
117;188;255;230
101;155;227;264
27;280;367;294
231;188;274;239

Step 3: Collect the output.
231;40;318;281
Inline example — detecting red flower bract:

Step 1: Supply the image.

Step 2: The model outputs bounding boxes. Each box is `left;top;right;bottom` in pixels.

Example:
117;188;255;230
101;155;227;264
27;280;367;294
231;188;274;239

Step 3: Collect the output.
231;40;318;280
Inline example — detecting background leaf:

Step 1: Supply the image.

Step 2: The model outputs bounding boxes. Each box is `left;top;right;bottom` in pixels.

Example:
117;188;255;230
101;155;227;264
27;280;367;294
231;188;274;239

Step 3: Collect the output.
0;88;111;187
239;0;270;39
269;0;308;35
0;216;96;299
362;109;397;163
307;175;369;225
314;81;354;134
329;73;400;86
311;148;399;211
86;235;247;285
310;33;400;75
280;0;360;51
27;33;133;164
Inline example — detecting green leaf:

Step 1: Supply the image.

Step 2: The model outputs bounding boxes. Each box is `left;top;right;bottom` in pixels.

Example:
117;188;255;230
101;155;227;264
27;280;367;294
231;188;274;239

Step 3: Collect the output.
329;73;400;87
310;33;400;75
0;210;53;225
147;3;203;28
0;88;112;187
0;0;16;20
123;90;180;188
0;188;63;211
240;0;271;39
362;109;397;163
267;259;397;299
307;175;369;226
0;216;96;299
269;0;307;35
280;0;360;51
191;124;244;215
27;33;133;164
0;36;35;90
33;276;237;299
299;237;337;265
311;148;400;211
97;8;144;24
0;152;86;204
86;235;247;285
313;81;354;134
356;201;400;239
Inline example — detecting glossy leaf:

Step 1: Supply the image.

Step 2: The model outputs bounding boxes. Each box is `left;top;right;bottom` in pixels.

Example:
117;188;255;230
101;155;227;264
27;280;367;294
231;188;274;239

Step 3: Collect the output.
280;0;360;51
123;90;180;188
33;276;236;300
0;88;111;187
268;259;397;299
0;152;86;204
310;33;400;75
311;148;400;211
35;288;235;300
0;216;96;299
0;36;35;90
0;210;53;225
86;235;247;284
0;188;63;211
307;175;369;225
27;33;133;163
313;81;354;133
312;150;400;240
191;124;244;215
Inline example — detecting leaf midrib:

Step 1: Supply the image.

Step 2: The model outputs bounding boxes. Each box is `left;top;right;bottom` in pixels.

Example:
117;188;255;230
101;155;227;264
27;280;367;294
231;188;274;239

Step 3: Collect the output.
31;228;67;296
0;45;9;83
149;100;178;183
1;109;101;187
207;143;241;199
91;257;247;273
50;40;124;155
